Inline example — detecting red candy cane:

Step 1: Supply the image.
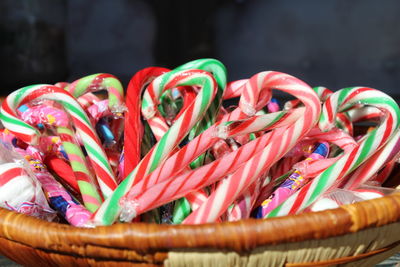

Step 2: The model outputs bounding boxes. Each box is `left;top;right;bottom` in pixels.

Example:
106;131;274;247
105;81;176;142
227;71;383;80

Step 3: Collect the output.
123;67;170;179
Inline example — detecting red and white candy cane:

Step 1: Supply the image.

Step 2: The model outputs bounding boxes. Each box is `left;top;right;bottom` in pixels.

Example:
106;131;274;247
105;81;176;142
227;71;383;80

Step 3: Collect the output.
183;71;321;224
229;127;357;221
54;82;69;89
346;106;383;123
265;87;400;218
0;85;118;199
77;93;101;109
225;173;264;221
224;79;248;99
123;67;170;178
341;128;400;189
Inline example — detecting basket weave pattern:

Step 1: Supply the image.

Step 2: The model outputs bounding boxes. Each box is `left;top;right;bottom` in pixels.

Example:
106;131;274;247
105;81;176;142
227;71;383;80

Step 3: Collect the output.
0;192;399;266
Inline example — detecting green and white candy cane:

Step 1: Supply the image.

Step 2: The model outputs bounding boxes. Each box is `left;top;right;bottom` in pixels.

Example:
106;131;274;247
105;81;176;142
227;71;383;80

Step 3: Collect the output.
172;59;227;222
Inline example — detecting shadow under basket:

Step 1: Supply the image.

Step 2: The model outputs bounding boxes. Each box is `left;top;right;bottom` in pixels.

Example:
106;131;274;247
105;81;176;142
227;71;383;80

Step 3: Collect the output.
0;193;398;267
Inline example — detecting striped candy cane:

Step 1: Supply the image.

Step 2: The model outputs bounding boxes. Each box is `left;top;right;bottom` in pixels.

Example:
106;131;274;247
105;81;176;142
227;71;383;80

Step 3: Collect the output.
183;71;321;224
265;87;400;218
0;85;118;200
341;128;400;189
65;73;124;112
145;59;226;168
230;126;358;221
77;93;101;109
224;80;248;99
124;67;170;178
92;69;218;225
175;59;227;141
54;82;69;89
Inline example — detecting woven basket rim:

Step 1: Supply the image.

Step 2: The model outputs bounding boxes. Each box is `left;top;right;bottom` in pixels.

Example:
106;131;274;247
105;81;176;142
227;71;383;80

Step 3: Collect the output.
0;192;399;253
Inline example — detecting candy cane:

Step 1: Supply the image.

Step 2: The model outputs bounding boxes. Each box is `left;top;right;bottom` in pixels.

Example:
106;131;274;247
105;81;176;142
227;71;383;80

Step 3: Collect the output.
145;59;227;169
341;128;400;189
232;126;357;222
224;80;248;99
265;87;400;218
65;73;124;112
175;59;227;140
226;173;264;221
54;82;69;89
0;85;118;200
92;69;218;225
183;71;321;224
124;67;170;178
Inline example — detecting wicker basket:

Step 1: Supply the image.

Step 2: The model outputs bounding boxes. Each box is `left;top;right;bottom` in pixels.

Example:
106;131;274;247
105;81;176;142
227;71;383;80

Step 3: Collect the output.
0;192;398;267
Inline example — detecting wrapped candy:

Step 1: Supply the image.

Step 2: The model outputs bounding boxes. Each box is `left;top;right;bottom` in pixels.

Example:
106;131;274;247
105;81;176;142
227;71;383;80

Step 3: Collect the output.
0;140;55;221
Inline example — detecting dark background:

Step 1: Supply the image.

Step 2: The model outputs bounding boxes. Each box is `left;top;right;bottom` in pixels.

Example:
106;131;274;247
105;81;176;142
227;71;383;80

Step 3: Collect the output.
1;0;400;99
0;1;400;266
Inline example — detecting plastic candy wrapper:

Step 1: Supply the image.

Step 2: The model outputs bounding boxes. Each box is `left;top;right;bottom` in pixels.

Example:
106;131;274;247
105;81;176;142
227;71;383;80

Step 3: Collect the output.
0;142;56;221
16;99;106;212
22;152;92;227
257;142;330;218
308;185;398;212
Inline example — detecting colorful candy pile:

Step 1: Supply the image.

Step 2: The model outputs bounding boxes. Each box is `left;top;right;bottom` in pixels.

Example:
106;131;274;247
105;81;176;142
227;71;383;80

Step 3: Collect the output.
0;59;399;227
